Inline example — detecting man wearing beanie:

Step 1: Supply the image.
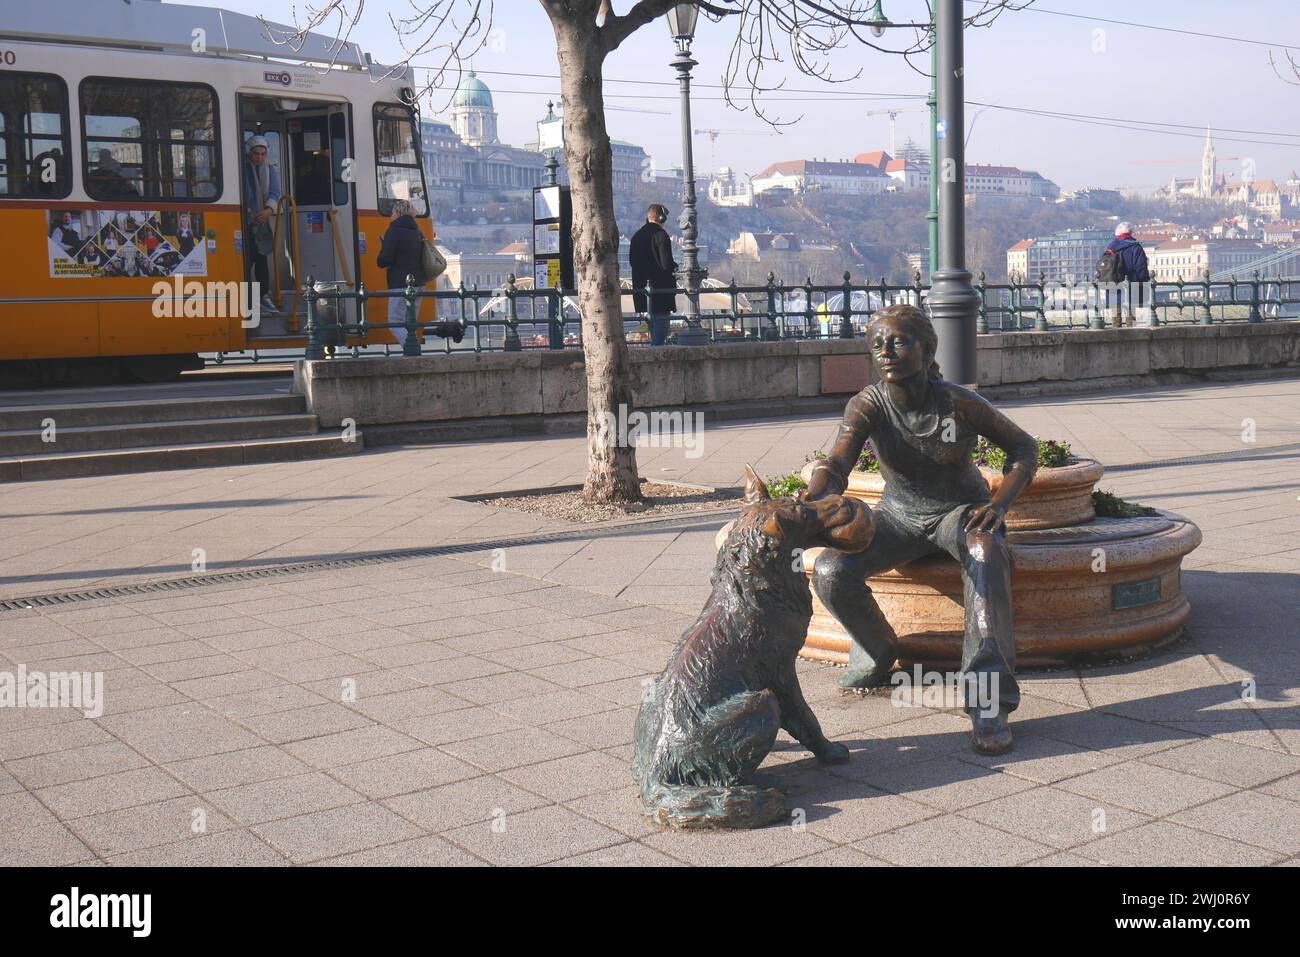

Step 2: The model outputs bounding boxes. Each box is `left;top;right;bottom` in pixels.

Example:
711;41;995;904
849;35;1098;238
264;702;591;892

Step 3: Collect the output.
1101;222;1151;326
243;135;282;316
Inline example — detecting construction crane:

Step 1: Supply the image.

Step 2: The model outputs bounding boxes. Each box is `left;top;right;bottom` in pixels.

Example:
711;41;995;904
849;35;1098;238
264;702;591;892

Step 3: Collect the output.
694;128;777;173
865;107;928;156
607;104;671;116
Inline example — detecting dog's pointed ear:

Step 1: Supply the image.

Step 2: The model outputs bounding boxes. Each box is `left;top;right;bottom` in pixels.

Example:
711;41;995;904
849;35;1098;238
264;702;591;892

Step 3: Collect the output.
743;464;770;503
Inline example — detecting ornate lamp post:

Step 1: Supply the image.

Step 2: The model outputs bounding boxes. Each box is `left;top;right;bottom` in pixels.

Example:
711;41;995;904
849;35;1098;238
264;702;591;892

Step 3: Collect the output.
538;100;562;189
667;3;710;345
537;101;564;348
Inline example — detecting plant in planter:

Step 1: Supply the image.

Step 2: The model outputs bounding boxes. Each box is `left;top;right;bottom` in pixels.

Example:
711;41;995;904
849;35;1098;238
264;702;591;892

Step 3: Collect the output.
765;473;808;499
802;440;1162;529
814;437;1073;473
974;437;1073;470
804;437;1103;531
807;448;880;473
1092;489;1159;518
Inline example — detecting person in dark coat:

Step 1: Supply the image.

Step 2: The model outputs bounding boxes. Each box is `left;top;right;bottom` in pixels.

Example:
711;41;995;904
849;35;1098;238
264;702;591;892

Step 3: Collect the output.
49;212;81;254
1104;222;1151;326
629;203;678;345
376;199;462;350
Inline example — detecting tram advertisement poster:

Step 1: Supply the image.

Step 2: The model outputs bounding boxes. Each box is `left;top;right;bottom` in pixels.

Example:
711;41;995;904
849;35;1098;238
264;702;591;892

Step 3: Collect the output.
47;210;208;279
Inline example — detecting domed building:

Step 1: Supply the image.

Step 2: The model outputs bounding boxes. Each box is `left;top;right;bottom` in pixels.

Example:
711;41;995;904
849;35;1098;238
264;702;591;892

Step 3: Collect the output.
450;71;499;147
418;76;653;213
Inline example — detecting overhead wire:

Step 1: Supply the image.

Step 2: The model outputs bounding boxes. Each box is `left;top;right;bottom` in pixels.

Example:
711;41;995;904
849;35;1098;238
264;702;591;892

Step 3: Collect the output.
410;7;1300;152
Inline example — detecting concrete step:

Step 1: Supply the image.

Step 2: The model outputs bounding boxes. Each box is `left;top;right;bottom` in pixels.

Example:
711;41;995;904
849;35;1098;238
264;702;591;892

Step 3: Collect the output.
0;414;321;456
0;431;364;482
0;393;306;431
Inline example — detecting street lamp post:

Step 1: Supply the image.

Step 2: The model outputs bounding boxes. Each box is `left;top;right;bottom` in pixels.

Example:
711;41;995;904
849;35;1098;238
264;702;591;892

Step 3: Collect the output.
929;0;980;384
927;24;939;280
538;101;564;349
668;4;710;345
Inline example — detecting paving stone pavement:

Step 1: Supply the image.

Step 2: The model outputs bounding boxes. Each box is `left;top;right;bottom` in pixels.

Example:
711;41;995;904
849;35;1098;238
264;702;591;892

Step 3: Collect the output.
0;377;1296;866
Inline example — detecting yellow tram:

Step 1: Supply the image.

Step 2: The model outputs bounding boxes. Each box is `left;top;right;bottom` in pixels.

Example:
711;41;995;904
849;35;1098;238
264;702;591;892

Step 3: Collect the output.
0;0;433;383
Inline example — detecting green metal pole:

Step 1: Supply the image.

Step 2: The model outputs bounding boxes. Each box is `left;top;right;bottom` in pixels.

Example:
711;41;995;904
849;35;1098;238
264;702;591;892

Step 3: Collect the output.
927;21;939;279
930;0;980;383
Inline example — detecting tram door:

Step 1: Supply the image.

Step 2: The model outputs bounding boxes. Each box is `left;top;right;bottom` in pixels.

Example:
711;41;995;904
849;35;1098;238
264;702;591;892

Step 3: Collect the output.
240;97;355;338
286;108;354;288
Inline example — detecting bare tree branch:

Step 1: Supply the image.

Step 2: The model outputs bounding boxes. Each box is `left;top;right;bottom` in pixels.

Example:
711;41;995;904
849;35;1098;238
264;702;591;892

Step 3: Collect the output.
263;0;1037;503
599;0;730;54
1269;49;1300;86
266;0;1035;123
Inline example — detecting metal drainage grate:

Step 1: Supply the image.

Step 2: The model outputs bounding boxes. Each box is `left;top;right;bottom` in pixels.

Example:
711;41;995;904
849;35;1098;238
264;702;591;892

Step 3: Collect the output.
5;441;1295;612
0;509;737;612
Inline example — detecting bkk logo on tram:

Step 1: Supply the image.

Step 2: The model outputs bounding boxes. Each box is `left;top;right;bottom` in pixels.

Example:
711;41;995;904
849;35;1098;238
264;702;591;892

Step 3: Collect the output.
47;209;207;279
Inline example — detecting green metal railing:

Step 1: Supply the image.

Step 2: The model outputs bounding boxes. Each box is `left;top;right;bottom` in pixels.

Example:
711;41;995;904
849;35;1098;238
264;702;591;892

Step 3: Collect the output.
290;270;1300;360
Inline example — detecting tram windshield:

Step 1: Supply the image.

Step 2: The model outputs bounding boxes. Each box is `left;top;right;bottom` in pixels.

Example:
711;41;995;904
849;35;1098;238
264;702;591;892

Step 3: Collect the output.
374;104;427;217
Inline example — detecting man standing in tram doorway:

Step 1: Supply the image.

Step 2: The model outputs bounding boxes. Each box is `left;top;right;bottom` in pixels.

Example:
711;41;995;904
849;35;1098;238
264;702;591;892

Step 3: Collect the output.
243;135;282;316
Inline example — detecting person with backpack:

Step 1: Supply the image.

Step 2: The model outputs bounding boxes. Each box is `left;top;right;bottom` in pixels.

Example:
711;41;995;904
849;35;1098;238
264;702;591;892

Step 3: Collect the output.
376;199;460;350
1095;222;1151;326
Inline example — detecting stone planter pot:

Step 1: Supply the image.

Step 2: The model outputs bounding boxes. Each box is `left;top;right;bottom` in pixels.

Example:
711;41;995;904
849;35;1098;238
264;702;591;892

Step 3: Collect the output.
798;456;1105;531
799;511;1202;669
722;452;1201;669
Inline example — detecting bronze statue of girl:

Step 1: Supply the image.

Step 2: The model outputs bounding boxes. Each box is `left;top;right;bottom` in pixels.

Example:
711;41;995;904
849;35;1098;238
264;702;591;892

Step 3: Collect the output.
805;304;1038;754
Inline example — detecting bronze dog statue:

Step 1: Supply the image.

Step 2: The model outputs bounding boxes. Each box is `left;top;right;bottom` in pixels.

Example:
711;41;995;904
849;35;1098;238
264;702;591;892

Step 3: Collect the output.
632;465;875;829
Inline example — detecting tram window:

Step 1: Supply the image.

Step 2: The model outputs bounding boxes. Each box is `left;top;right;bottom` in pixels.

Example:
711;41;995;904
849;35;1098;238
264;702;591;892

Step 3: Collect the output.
373;103;427;217
0;72;71;198
80;78;220;201
288;115;334;206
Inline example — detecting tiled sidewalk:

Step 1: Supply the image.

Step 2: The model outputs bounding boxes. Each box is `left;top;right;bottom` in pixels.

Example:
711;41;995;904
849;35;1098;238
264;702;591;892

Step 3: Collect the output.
0;378;1297;865
2;377;1297;600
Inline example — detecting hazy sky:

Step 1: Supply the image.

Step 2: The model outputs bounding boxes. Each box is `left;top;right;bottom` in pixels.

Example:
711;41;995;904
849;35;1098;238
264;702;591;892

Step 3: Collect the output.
172;0;1300;192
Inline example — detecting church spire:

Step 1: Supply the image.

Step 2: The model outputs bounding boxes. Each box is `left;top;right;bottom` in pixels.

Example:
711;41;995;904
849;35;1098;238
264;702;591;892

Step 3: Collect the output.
1200;127;1217;199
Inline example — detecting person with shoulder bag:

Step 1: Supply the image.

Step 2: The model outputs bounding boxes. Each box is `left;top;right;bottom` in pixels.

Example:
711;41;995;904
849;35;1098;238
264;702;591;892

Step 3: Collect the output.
376;199;461;349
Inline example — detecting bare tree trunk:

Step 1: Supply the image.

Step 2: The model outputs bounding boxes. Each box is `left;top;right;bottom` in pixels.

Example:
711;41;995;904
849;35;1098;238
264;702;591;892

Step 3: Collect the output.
551;13;642;504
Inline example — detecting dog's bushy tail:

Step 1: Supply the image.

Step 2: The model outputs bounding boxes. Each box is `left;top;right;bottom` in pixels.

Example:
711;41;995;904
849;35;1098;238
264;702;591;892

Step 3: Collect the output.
640;781;787;830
